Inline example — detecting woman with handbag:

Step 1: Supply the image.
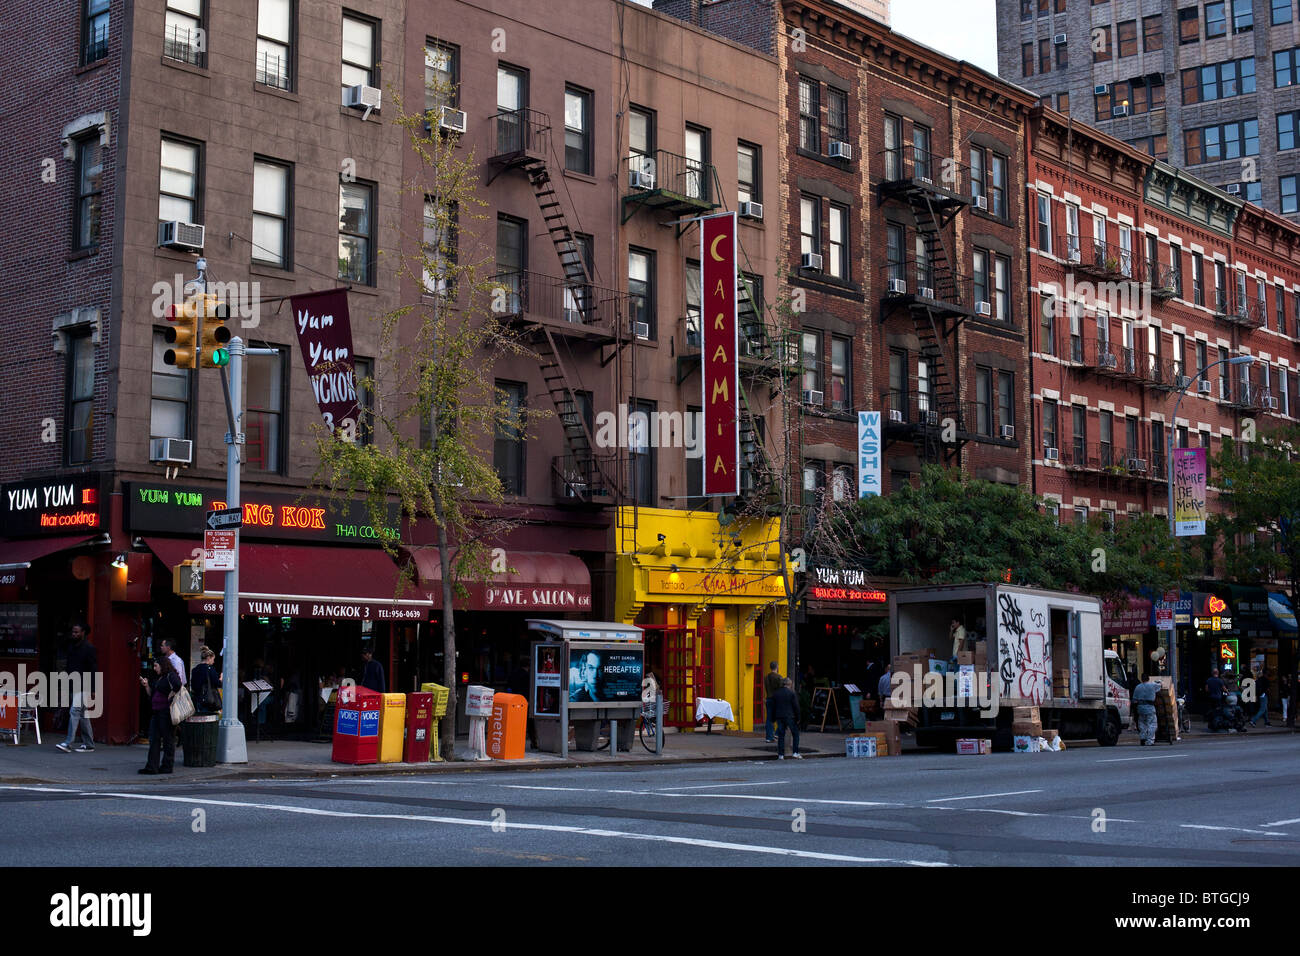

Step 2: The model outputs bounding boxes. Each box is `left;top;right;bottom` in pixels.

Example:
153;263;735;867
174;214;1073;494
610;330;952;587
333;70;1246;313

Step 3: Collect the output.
191;646;222;714
139;658;182;775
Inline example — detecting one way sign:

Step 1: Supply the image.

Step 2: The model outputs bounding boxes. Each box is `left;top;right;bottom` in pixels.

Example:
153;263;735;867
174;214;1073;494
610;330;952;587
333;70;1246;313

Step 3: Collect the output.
206;508;243;531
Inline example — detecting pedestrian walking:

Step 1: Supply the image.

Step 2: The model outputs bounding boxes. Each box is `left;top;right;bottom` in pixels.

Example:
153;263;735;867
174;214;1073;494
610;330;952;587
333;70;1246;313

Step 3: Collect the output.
1132;672;1159;745
55;622;97;753
769;678;802;760
1249;670;1271;727
1280;674;1291;726
763;661;783;743
190;646;222;714
360;644;386;694
140;658;182;775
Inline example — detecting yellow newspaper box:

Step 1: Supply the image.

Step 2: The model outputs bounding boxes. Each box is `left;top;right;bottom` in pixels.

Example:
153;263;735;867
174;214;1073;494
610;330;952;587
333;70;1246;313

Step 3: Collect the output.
378;693;407;763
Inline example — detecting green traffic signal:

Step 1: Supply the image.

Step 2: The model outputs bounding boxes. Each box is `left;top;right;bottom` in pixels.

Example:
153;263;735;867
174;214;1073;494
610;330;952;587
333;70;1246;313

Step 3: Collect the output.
210;347;230;367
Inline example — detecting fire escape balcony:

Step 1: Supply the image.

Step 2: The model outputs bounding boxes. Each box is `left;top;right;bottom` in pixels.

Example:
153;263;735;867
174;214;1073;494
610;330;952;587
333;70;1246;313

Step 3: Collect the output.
1072;238;1137;283
1225;382;1272;412
876;147;972;214
490;270;629;345
1141;260;1180;301
487;108;551;181
1144;357;1192;393
879;262;974;321
1216;293;1267;330
621;149;718;224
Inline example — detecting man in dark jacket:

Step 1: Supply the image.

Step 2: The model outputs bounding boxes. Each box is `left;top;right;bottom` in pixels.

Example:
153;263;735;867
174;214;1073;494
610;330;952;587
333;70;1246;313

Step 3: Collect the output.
769;678;802;759
763;661;783;743
360;645;386;694
56;622;98;753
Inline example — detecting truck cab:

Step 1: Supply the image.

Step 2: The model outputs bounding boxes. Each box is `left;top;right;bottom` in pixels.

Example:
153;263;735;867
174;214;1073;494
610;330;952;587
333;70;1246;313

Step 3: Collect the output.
1103;649;1132;730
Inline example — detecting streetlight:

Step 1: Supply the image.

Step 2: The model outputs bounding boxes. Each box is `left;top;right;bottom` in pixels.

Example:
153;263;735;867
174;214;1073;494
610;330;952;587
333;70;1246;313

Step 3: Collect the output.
1165;353;1255;696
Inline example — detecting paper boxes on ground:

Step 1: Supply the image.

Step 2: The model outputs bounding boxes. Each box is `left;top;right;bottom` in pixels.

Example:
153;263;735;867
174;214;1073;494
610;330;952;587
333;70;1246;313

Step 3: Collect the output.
956;738;992;755
1012;734;1041;753
861;720;901;756
845;735;878;758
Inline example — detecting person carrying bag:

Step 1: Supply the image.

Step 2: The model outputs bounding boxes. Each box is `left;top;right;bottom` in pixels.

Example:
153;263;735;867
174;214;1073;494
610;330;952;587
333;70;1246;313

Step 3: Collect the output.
190;646;223;714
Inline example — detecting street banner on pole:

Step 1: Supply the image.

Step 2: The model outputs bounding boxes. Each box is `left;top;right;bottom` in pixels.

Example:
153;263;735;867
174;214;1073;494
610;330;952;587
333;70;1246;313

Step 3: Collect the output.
702;212;738;496
1173;447;1207;536
289;288;359;438
857;411;881;498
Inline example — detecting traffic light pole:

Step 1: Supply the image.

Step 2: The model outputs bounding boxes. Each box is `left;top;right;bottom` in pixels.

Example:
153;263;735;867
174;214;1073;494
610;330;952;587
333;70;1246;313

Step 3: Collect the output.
216;336;248;764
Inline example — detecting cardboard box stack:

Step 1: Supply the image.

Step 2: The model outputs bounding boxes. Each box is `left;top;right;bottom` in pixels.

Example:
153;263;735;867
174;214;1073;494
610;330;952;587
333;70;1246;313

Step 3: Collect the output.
1053;669;1070;698
1011;705;1042;739
956;738;992;755
1154;676;1178;737
861;720;901;756
845;736;878;757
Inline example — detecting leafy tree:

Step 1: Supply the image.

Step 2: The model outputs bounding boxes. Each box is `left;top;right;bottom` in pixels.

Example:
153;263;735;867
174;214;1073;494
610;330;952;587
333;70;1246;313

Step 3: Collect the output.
1211;427;1300;599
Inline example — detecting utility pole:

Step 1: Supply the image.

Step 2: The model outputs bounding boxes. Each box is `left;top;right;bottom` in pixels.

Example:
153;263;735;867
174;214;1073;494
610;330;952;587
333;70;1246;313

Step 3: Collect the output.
216;334;248;764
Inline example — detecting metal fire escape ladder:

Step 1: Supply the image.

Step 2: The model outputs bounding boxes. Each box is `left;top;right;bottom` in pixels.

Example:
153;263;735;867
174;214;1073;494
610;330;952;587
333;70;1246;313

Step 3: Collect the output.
913;194;965;462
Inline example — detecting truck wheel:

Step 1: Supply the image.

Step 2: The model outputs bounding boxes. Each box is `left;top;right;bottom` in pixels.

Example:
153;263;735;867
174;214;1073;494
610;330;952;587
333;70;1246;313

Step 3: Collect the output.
1097;712;1120;747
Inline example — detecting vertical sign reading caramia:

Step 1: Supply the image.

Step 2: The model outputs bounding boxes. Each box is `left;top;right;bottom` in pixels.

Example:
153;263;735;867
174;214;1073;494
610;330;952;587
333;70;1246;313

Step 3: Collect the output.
702;212;739;495
289;288;359;436
1173;447;1207;536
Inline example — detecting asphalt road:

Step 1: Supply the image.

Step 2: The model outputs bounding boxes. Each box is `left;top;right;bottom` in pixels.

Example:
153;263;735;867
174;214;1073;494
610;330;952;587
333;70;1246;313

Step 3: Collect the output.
4;735;1297;867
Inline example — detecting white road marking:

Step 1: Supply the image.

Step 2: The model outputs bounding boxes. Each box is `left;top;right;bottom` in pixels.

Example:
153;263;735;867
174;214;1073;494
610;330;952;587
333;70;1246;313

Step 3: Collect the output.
1260;817;1300;828
653;781;790;791
499;785;900;807
1096;754;1189;763
925;789;1042;803
925;806;1138;823
0;786;945;866
1181;824;1288;836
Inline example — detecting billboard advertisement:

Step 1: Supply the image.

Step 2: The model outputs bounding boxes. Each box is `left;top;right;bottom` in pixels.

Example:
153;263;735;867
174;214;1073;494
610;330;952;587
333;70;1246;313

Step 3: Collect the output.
1172;447;1207;537
533;643;562;717
567;643;644;707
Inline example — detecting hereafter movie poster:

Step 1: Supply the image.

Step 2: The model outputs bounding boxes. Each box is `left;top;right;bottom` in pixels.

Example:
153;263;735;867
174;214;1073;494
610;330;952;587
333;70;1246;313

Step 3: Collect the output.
567;647;643;704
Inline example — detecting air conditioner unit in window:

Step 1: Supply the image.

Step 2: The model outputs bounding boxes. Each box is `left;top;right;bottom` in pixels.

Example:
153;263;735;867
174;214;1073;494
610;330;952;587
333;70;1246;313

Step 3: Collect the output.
919;286;935;300
975;301;992;317
1111;105;1130;118
158;220;204;251
919;175;934;186
738;337;755;356
739;201;764;220
828;141;852;160
1176;374;1193;389
1000;424;1016;440
1265;395;1279;410
632;320;650;340
1044;447;1059;462
344;84;382;111
1127;457;1148;472
149;437;193;466
1053;33;1067;44
438;106;468;134
1198;380;1213;395
888;278;908;295
802;389;824;406
1226;183;1242;196
889;409;904;423
629;169;656;190
801;252;823;271
925;410;939;426
973;195;988;211
1094;84;1110;96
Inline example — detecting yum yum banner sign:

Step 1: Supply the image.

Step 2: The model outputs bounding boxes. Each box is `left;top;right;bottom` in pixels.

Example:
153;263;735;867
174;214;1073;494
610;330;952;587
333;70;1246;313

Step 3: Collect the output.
289;288;360;438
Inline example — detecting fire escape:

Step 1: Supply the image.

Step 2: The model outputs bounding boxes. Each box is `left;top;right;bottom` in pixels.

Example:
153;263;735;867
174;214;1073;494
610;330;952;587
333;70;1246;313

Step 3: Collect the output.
876;144;974;466
486;108;631;504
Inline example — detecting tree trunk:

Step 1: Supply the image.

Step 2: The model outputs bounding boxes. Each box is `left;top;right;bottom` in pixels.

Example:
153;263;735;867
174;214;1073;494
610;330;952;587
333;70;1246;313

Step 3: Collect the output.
432;479;457;760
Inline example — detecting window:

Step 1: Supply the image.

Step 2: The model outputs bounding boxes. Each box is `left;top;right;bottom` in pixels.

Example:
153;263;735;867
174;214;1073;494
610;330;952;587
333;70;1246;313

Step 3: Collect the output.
889;349;907;417
1280;368;1291;416
1036;192;1052;253
164;0;202;66
1125;416;1139;459
917;358;932;414
884;113;902;179
803;331;823;397
998;372;1014;433
1021;0;1033;21
1179;7;1200;44
1233;0;1253;32
1039;293;1056;356
915;232;933;290
1069;302;1083;362
1118;20;1138;57
1206;2;1227;37
737;142;760;205
1072;405;1087;463
564;86;592;174
252;160;290;268
352;357;374;446
338;179;373;284
82;0;109;65
245;345;285;473
257;0;293;90
802;460;825;508
1057;91;1070;113
1173;332;1186;378
631;399;656;506
628;105;655;181
739;415;767;495
1127;134;1169;160
1042;398;1058;451
1023;41;1034;77
828;203;848;279
1064;203;1080;261
1277;286;1287;333
1182;58;1256;103
564;233;593;320
887;223;905;284
628;248;655;338
1278;48;1300;87
1056;38;1068;69
425;41;458;112
493;381;527;496
830;464;855;502
800;195;821;259
496;64;528;153
1099;410;1114;466
993;255;1010;322
973;249;988;307
1196;340;1208;377
969;147;985;205
73;136;102;251
798;77;820;152
1192;253;1204;305
912;124;932;180
684;125;709;201
1283;176;1299;213
686;404;704;503
826;88;848;144
1151;420;1165;474
684;260;701;346
1039;38;1052;74
1143;14;1163;51
422;197;457;295
830;336;850;411
158;137;200;224
66;330;95;464
1094;26;1111;62
495;215;527;308
341;13;377;104
151;329;190;441
1274;0;1293;25
976;367;992;436
990;153;1007;218
1215;261;1228;311
1280;111;1300;150
1183;120;1259;164
1219;346;1230;398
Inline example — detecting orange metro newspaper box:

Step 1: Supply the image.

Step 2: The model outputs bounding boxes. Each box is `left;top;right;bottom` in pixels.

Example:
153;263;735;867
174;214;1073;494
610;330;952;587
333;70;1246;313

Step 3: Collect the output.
487;693;527;760
403;691;434;762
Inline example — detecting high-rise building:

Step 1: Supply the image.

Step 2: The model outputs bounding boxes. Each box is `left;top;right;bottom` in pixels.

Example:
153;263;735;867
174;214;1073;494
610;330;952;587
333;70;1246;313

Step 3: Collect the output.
995;0;1300;222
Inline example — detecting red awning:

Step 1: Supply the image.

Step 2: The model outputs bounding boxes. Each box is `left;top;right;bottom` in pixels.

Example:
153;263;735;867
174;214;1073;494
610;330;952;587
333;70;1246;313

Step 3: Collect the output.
409;548;592;612
0;535;97;567
145;538;431;621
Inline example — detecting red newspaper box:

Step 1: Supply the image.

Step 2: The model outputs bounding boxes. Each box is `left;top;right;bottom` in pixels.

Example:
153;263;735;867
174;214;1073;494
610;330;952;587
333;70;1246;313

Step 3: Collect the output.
331;685;382;764
488;693;528;760
403;691;434;762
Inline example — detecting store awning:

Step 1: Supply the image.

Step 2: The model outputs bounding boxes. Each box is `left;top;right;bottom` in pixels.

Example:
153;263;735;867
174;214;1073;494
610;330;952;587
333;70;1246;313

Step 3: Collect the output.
145;537;432;621
409;548;592;612
1268;593;1298;633
0;535;98;586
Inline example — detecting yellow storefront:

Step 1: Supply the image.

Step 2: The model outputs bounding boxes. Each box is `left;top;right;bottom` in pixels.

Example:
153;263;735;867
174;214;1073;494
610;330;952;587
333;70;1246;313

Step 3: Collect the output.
614;507;789;732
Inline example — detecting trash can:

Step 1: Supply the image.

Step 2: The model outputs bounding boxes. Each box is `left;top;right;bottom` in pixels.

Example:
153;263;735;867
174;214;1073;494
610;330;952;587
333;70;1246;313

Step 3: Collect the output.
487;693;527;759
378;693;406;763
331;685;382;764
403;692;434;763
182;715;219;767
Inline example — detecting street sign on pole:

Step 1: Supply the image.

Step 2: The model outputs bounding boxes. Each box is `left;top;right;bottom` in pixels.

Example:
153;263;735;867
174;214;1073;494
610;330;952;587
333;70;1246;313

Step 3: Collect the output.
206;508;243;531
203;529;237;572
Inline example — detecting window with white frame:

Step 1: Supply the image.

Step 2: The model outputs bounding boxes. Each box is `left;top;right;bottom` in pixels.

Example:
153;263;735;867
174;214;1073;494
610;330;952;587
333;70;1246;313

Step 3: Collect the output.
252;159;290;267
257;0;292;89
158;137;200;224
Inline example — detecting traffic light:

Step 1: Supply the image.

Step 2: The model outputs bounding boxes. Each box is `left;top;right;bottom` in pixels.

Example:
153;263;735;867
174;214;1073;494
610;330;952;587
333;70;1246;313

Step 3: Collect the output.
199;294;232;368
172;559;204;597
163;297;201;369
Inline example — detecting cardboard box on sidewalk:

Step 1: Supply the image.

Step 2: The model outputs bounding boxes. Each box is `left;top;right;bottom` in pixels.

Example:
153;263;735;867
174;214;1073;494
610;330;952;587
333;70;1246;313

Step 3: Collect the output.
845;735;878;757
1012;734;1040;753
956;738;992;755
861;720;901;755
